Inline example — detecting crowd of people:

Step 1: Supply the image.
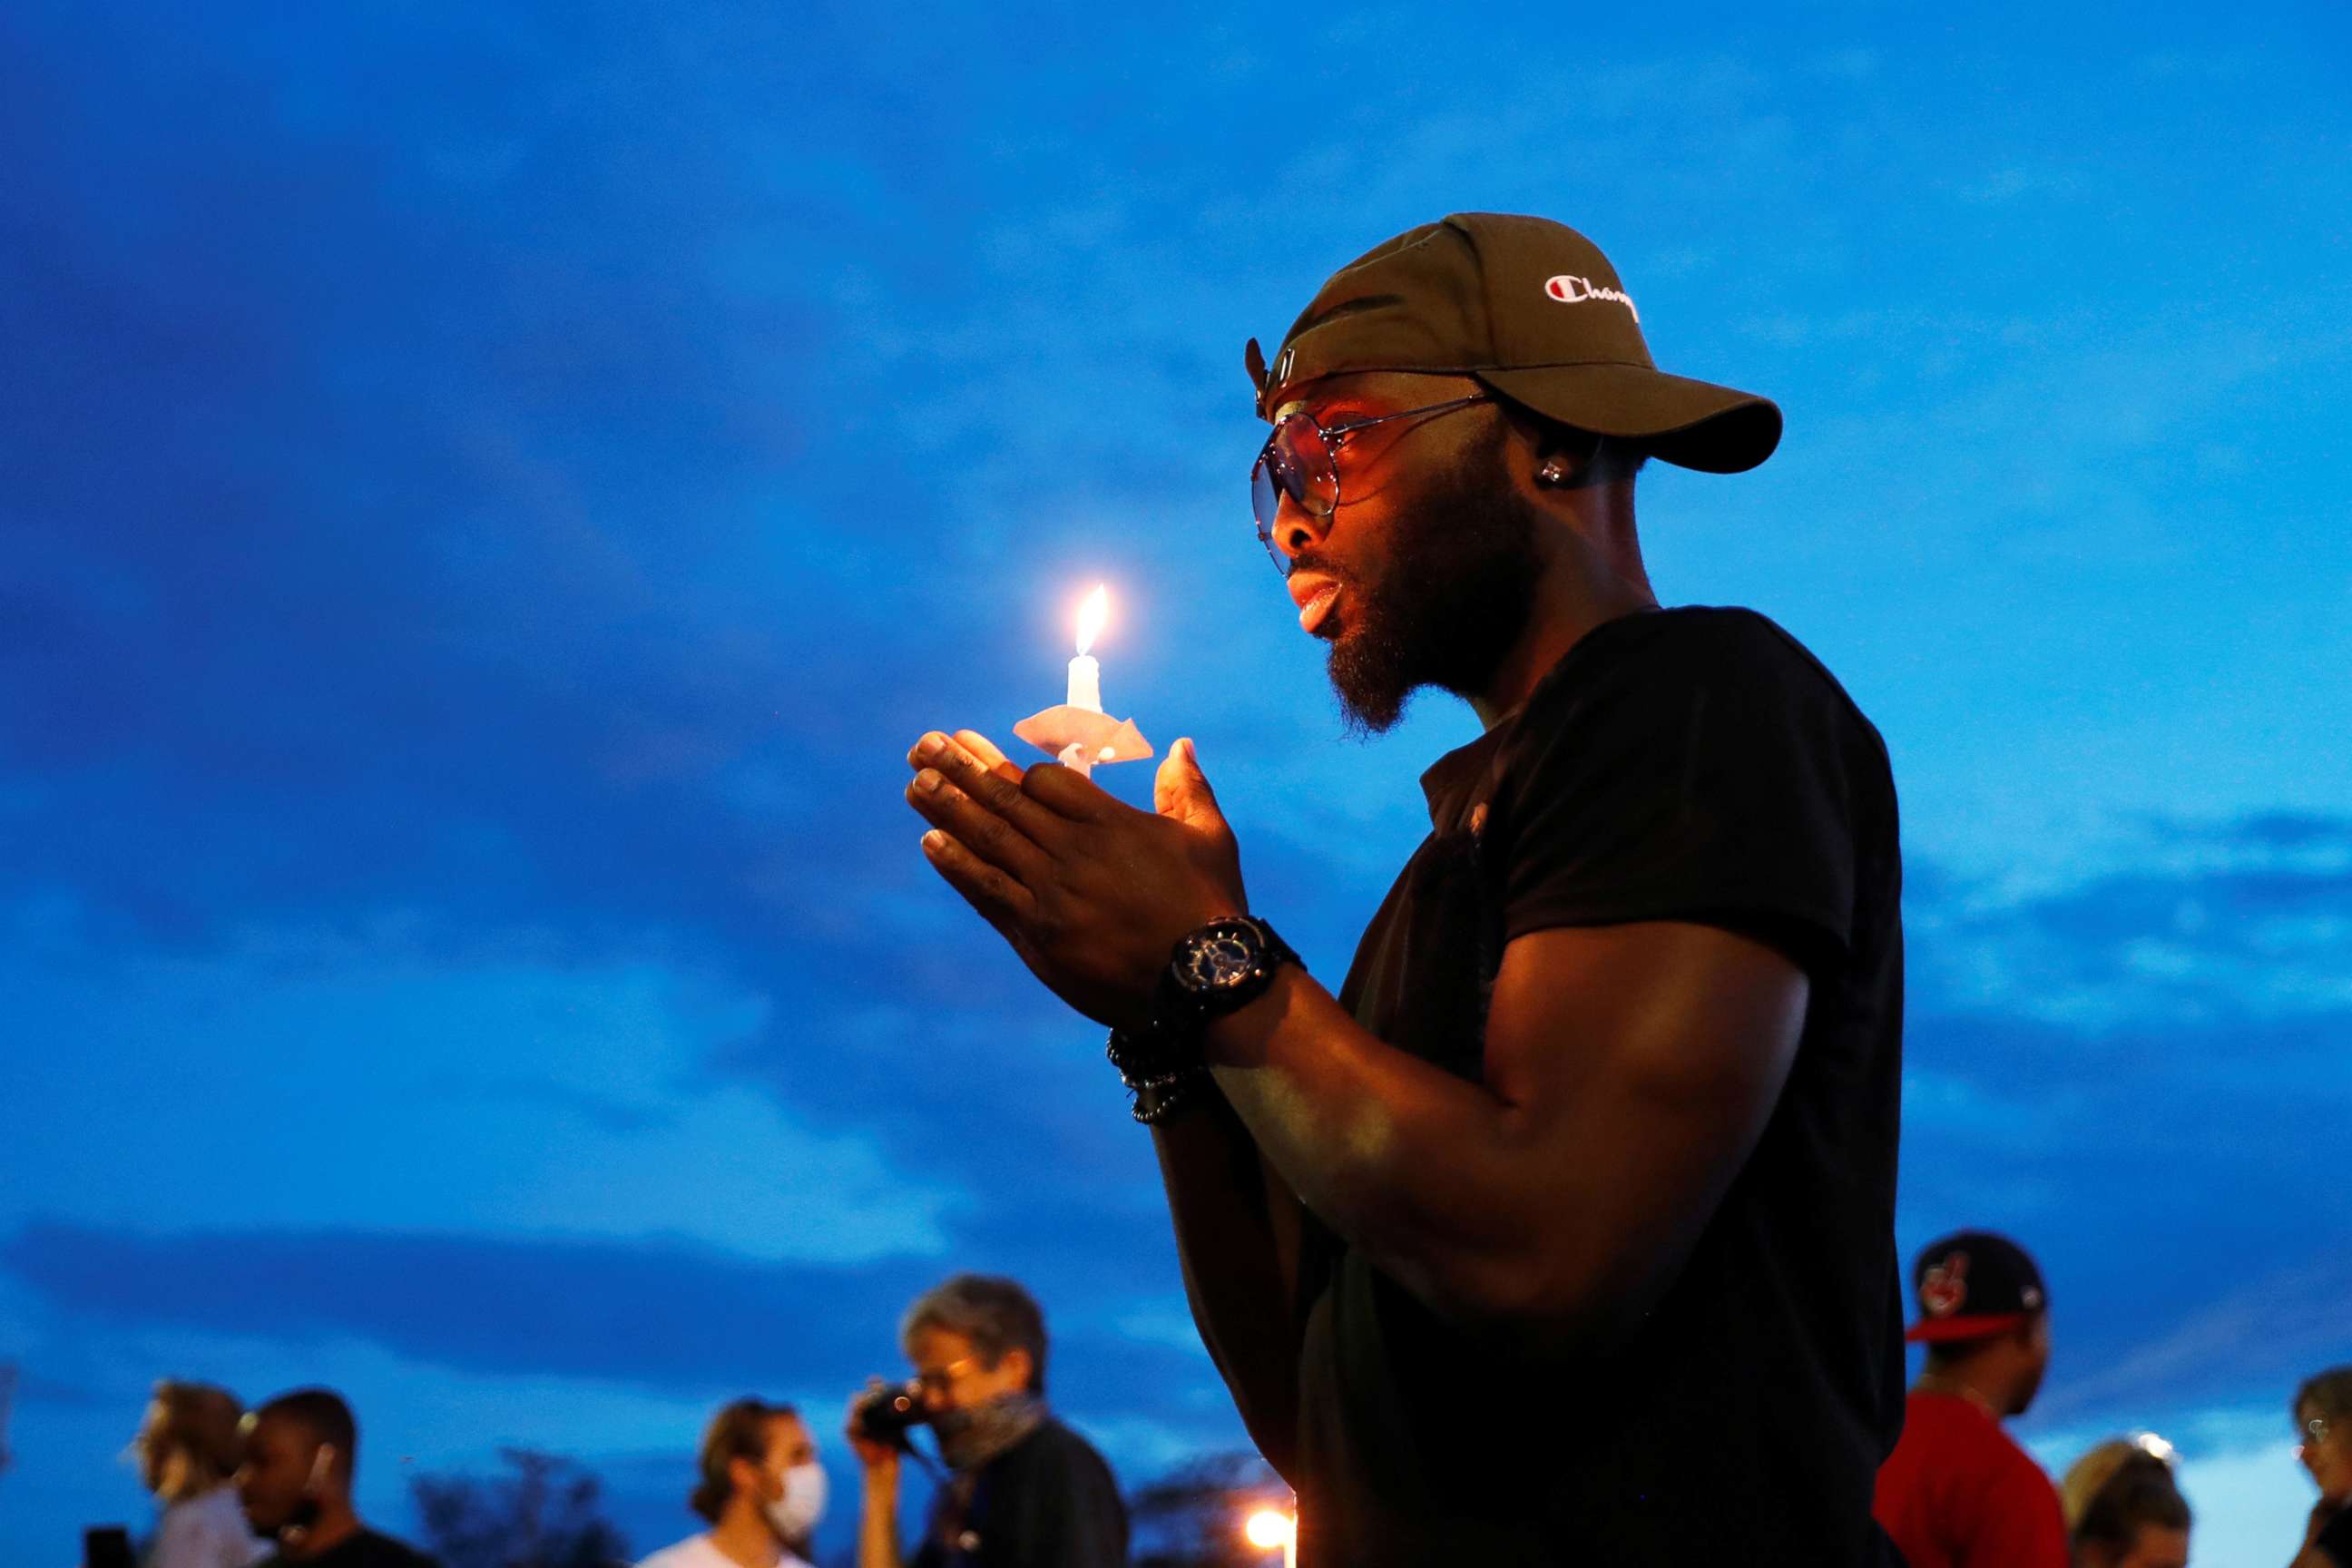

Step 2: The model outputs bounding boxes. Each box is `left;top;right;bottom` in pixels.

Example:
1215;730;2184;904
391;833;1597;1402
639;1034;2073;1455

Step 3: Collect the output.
100;1273;1134;1568
87;1259;2352;1568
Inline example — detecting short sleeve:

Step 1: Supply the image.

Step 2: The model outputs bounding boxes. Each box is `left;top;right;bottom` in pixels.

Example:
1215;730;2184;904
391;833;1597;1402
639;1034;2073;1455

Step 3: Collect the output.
1497;612;1860;977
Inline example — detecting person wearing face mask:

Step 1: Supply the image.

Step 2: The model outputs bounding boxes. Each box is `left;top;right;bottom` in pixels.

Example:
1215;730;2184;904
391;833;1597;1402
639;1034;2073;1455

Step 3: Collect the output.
2291;1366;2352;1568
640;1399;828;1568
848;1274;1127;1568
235;1389;436;1568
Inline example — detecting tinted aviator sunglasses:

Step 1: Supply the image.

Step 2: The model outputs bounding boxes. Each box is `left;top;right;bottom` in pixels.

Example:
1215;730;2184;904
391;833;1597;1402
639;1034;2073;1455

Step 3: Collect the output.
1250;394;1491;575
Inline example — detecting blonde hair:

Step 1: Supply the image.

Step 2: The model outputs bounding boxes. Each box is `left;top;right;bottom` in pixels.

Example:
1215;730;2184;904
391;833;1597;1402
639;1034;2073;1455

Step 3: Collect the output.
2061;1438;2189;1541
142;1382;246;1502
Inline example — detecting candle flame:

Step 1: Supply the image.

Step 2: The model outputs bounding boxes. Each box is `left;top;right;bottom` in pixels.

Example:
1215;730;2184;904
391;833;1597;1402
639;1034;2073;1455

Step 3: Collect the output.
1074;583;1110;655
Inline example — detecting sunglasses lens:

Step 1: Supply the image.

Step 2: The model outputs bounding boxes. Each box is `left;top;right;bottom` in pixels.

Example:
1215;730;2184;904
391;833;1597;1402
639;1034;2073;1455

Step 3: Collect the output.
1249;416;1337;576
1273;416;1337;510
1251;460;1289;575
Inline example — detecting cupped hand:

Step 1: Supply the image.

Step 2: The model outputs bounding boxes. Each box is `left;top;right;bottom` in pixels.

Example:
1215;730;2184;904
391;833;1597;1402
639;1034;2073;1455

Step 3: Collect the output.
904;728;1247;1029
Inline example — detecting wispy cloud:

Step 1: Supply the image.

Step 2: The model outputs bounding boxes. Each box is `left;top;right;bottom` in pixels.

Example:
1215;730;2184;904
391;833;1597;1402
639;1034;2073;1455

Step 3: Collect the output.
0;1221;1217;1409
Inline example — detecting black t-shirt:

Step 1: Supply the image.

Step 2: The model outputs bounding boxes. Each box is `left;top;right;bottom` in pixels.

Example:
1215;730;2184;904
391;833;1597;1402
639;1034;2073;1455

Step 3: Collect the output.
1290;606;1906;1567
2318;1503;2352;1567
256;1527;440;1568
911;1416;1130;1568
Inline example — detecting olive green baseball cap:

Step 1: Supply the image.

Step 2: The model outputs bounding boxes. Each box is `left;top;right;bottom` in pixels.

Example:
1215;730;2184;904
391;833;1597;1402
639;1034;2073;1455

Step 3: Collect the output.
1246;212;1780;473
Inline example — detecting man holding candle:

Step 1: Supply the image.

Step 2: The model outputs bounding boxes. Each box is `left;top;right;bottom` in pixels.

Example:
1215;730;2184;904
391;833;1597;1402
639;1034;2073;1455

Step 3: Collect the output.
905;213;1903;1565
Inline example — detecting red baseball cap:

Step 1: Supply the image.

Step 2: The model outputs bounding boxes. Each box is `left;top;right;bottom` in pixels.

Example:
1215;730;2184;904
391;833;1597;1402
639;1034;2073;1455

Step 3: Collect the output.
1906;1230;2048;1345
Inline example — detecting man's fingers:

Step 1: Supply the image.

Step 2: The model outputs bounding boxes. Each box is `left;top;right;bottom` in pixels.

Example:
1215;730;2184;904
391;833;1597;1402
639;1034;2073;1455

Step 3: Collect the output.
1022;757;1116;821
909;732;1069;835
1153;736;1228;830
952;730;1022;782
919;828;1038;932
907;771;1053;883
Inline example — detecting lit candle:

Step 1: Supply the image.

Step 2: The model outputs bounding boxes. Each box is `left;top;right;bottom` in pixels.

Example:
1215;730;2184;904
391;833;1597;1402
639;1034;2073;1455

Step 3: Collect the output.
1014;583;1148;778
1068;584;1107;711
1061;585;1110;777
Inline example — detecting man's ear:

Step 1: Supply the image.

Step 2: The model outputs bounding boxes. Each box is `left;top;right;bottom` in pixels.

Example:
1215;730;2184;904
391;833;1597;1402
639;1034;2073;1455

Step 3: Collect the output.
307;1444;336;1490
1532;426;1605;489
1001;1346;1035;1392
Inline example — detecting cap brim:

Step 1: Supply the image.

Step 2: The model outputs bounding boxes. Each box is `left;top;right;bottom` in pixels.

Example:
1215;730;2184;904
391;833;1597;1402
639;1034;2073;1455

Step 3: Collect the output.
1475;362;1782;474
1905;1311;2032;1345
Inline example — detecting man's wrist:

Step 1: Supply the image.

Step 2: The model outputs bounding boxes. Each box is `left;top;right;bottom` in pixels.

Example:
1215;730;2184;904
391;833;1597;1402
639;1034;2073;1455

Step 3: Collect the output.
1106;1020;1214;1124
1161;916;1300;1033
1200;959;1298;1054
1110;916;1301;1124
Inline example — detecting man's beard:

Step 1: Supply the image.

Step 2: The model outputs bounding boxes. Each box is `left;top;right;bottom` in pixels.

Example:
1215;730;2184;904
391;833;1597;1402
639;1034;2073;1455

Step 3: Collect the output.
1321;446;1545;735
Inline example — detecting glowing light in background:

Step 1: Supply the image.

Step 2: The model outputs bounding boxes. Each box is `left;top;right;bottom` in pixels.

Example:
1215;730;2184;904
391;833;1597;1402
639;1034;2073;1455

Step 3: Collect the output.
1244;1502;1297;1565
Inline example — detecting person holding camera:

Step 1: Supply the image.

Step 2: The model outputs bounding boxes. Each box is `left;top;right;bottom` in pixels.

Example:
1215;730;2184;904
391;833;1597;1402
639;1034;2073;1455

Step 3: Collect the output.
847;1274;1127;1568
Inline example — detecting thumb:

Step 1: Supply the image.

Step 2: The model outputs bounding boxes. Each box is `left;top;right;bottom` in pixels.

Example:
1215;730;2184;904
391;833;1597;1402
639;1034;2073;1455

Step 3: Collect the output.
1154;737;1226;828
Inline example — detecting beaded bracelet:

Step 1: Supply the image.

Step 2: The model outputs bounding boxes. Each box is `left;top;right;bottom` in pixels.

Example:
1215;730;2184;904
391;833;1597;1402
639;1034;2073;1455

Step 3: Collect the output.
1106;1027;1213;1125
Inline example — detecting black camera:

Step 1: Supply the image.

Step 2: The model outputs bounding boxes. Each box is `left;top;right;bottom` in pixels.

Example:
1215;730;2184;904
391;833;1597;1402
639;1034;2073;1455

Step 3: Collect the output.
853;1381;930;1447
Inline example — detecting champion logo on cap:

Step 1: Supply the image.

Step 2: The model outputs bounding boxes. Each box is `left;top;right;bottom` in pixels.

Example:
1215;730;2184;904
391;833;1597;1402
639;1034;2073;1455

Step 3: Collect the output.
1544;273;1639;322
1919;1251;1971;1318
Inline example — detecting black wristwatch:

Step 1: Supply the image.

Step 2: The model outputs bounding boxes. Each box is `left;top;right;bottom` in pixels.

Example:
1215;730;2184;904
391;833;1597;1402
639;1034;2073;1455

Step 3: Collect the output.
1109;916;1300;1124
1161;915;1300;1029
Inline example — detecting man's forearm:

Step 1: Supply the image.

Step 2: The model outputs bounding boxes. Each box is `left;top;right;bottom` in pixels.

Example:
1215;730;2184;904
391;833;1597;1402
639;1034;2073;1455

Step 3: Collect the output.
1201;925;1802;1347
1150;1094;1302;1474
1202;969;1546;1331
857;1468;904;1568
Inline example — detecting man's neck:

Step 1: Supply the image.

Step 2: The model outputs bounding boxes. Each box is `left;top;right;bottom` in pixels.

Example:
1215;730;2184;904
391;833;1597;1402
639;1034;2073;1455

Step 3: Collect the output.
1914;1367;2012;1422
279;1505;362;1561
706;1505;784;1568
1470;551;1657;730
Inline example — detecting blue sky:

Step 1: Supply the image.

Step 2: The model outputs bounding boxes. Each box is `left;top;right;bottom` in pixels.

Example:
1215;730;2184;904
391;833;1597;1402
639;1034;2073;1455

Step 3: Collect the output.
3;1;2348;1562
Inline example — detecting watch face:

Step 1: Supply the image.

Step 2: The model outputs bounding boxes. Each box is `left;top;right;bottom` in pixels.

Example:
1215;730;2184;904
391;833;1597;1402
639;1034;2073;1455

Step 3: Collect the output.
1180;926;1260;994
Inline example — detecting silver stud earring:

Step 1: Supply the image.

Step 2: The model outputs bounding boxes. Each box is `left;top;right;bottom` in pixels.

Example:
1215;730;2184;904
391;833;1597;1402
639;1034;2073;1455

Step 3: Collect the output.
1537;462;1568;486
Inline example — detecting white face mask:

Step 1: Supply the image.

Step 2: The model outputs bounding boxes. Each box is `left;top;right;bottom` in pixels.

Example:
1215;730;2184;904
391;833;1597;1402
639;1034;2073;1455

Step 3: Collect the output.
763;1460;827;1543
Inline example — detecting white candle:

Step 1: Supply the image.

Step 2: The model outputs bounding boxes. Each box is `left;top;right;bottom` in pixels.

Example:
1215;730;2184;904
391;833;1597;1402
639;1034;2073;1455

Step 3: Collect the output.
1063;584;1110;776
1067;652;1101;712
1068;583;1108;711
